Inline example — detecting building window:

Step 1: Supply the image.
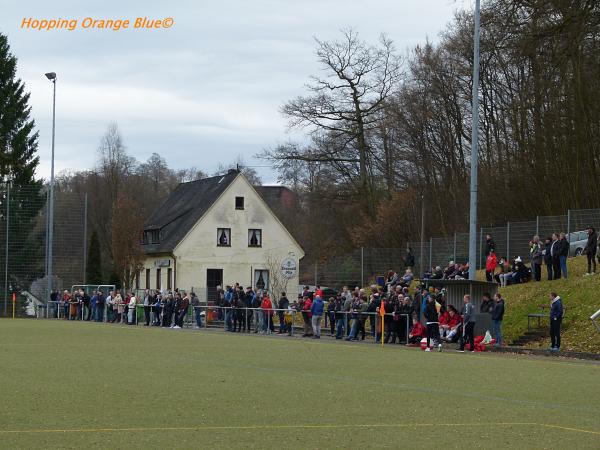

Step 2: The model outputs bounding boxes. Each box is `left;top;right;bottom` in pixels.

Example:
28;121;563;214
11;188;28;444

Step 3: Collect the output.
217;228;231;247
135;271;140;290
248;229;262;247
156;268;161;291
143;229;160;244
235;196;244;210
254;270;269;291
167;268;172;290
145;269;150;289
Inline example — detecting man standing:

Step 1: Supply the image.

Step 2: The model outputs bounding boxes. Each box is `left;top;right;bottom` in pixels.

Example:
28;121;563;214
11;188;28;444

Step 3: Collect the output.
549;292;564;352
550;233;561;280
191;292;202;328
485;234;496;256
223;286;234;331
310;295;324;339
492;293;505;347
176;293;189;329
334;295;345;339
543;237;553;281
530;236;543;282
584;227;597;276
277;292;289;334
90;291;98;322
143;290;152;326
459;295;475;352
96;290;105;322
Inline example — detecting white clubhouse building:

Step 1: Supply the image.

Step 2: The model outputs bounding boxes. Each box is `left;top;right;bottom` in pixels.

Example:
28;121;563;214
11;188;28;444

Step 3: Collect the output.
139;170;304;301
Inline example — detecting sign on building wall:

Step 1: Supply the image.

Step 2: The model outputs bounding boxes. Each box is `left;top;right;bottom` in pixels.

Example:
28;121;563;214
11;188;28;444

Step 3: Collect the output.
154;259;171;268
280;257;297;279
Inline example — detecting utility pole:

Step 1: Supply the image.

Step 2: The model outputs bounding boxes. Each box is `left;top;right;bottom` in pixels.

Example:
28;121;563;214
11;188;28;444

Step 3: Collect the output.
45;72;57;301
468;0;481;280
420;194;425;276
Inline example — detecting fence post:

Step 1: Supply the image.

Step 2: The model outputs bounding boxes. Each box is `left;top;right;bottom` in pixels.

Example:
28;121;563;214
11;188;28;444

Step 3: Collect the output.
429;237;433;270
507;222;511;260
479;227;483;270
453;232;457;263
567;210;571;239
3;183;10;317
361;247;364;288
82;193;88;284
536;216;539;236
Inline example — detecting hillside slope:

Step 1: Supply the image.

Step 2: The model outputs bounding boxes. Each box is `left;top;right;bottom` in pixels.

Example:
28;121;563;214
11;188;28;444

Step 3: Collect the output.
494;257;600;353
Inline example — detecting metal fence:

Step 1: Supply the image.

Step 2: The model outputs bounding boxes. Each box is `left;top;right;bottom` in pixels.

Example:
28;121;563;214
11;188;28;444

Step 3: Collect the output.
0;184;87;316
306;208;600;288
34;303;415;344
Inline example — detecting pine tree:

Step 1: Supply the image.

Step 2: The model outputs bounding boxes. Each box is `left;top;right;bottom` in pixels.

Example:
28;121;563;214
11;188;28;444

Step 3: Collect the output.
86;230;102;284
0;33;43;314
0;33;40;185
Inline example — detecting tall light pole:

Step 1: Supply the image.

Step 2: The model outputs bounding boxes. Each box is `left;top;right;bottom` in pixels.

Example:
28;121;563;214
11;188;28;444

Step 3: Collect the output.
468;0;481;280
45;72;56;300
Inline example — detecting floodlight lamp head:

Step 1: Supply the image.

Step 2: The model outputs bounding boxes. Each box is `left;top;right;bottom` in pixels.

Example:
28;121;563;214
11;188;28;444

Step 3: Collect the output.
45;72;57;81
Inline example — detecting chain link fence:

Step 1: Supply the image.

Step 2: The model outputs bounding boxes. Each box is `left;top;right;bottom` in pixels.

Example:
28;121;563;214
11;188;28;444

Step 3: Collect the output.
304;208;600;288
0;184;87;316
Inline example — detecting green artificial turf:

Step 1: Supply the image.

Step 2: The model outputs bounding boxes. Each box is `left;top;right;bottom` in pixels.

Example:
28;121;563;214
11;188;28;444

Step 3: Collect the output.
0;320;599;449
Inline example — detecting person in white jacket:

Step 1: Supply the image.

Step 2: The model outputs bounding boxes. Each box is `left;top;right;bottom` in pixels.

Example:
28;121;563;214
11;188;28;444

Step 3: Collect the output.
127;294;137;325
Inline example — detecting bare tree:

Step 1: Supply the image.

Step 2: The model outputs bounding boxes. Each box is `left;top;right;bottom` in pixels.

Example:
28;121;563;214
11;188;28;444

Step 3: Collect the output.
111;191;145;291
263;251;291;301
265;29;403;211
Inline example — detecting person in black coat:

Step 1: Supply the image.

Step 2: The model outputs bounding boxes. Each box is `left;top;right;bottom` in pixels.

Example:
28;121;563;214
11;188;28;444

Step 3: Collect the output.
550;233;561;280
424;297;441;351
543;237;553;280
485;234;496;256
584;227;598;275
278;293;290;334
398;296;414;344
492;293;505;347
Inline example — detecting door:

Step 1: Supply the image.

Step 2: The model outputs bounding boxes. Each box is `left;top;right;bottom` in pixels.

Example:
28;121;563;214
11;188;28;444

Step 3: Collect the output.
206;269;223;304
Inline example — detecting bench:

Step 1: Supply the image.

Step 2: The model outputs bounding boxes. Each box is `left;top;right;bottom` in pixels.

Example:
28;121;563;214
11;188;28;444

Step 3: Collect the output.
527;313;547;331
527;305;566;331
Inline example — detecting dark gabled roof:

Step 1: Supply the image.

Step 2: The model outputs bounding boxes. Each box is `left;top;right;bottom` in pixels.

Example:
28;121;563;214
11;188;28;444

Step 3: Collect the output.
142;170;239;254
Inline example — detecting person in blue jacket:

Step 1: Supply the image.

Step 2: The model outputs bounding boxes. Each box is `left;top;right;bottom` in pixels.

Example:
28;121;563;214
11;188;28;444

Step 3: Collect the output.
549;292;564;352
310;295;324;339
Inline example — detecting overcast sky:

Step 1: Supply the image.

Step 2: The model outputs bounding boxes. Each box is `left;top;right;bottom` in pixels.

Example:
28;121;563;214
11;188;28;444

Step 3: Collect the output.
2;0;471;184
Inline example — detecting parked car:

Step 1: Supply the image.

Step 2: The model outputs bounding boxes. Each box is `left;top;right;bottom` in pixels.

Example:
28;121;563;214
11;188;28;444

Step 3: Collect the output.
296;285;338;299
568;231;588;256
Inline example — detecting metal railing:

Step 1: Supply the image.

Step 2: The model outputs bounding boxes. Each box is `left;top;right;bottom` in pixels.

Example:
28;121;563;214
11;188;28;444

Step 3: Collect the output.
35;303;414;344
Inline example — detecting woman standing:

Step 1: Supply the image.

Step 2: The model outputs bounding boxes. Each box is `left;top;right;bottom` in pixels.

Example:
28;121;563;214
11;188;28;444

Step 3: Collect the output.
114;292;124;323
127;293;137;325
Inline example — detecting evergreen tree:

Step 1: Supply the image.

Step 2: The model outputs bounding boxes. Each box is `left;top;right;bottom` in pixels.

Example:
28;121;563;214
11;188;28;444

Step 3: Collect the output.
86;230;102;284
0;33;40;185
0;33;43;313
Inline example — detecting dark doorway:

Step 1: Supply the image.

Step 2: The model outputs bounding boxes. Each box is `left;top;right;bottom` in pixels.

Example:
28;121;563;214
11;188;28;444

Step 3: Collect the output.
207;269;223;304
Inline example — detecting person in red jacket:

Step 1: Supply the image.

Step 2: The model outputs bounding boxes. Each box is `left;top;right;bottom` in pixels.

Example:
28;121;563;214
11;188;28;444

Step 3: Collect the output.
314;285;324;299
445;307;462;342
301;296;313;337
485;250;497;282
408;317;426;344
261;294;274;334
438;310;450;340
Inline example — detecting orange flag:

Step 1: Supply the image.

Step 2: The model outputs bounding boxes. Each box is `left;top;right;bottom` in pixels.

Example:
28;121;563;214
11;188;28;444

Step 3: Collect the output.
379;299;386;348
